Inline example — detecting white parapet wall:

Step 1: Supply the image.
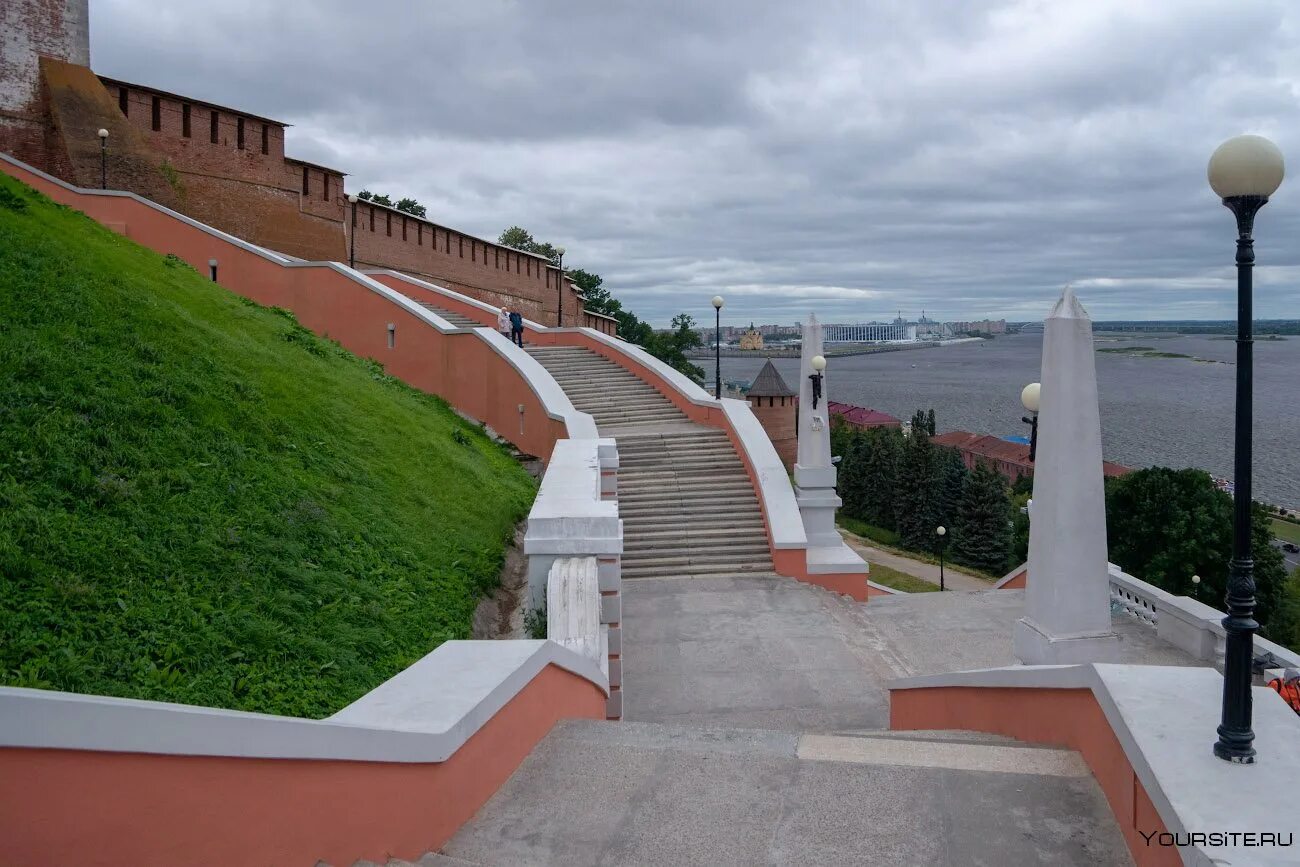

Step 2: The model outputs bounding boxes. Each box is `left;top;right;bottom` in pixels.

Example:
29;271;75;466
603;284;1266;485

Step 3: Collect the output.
1108;564;1300;672
524;437;623;719
547;557;608;680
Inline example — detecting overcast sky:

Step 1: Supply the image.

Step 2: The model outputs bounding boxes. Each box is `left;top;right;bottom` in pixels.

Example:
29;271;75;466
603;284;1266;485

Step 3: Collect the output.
91;0;1300;326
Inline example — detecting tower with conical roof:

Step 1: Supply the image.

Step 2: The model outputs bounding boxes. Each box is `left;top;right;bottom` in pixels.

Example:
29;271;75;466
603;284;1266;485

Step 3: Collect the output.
746;359;797;469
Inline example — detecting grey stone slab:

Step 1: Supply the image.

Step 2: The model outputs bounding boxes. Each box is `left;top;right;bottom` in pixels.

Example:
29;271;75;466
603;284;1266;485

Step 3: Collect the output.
444;720;1132;866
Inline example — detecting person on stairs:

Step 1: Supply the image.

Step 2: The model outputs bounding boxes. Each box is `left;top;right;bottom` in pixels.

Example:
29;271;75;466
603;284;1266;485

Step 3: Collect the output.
498;306;510;340
509;309;525;347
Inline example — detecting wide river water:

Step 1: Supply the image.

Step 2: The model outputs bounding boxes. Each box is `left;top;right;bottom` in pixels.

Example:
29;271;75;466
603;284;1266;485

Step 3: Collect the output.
719;333;1300;510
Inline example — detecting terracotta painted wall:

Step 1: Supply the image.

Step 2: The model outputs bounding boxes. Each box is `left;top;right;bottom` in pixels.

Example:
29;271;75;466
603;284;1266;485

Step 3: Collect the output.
1;158;570;462
891;686;1179;867
0;665;605;867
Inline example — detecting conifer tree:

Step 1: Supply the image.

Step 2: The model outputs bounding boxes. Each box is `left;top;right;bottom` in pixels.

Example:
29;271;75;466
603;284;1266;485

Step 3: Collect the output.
895;413;940;548
952;463;1013;573
935;447;969;528
861;427;903;530
838;434;871;518
926;408;937;436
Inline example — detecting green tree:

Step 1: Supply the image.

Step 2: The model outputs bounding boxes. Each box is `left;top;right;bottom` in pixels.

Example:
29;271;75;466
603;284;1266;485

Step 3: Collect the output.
895;412;940;549
394;197;426;218
1267;567;1300;653
1105;467;1287;629
357;190;393;207
926;408;937;436
934;447;968;528
838;435;872;518
643;313;705;382
830;415;857;460
498;225;558;264
861;427;903;530
951;463;1013;573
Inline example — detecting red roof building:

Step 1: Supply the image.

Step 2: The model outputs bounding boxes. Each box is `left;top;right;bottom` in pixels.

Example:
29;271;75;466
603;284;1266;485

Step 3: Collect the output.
827;401;902;429
932;431;1131;482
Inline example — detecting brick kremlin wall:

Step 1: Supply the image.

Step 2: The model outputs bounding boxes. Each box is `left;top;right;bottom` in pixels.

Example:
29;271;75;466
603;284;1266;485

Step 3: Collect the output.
350;200;582;327
2;0;590;326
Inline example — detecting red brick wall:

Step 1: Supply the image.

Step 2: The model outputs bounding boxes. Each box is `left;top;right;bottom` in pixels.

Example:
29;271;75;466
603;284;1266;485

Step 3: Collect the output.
749;396;797;470
350;203;584;327
98;77;345;262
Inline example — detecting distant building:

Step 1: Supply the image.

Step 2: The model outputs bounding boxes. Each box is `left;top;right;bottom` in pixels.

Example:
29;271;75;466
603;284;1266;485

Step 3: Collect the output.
948;319;1008;335
746;361;797;468
932;430;1130;482
826;401;902;430
738;323;765;350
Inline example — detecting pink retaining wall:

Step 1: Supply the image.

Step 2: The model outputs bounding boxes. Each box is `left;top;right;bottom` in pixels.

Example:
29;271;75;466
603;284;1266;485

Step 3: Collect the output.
891;687;1178;867
0;159;570;463
0;666;605;867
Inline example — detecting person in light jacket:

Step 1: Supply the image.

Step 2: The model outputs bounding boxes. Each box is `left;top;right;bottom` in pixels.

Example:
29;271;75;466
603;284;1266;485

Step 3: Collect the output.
498;307;510;339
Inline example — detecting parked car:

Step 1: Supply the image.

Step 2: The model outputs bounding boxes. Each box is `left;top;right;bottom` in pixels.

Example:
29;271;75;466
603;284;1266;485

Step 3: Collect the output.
1283;542;1300;554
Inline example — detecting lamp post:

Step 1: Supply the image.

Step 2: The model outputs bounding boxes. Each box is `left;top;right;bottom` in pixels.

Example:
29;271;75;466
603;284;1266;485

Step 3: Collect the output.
1192;574;1202;603
97;128;109;189
1207;133;1285;764
555;246;566;327
809;355;826;409
712;295;724;398
1021;382;1040;462
347;194;358;269
936;526;947;591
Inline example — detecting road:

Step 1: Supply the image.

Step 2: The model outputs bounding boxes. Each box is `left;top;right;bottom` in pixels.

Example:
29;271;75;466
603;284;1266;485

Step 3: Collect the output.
839;530;993;591
1274;540;1300;574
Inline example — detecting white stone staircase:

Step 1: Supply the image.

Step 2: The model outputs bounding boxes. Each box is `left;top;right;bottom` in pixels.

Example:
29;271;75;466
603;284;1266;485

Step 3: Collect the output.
524;345;775;580
413;301;482;329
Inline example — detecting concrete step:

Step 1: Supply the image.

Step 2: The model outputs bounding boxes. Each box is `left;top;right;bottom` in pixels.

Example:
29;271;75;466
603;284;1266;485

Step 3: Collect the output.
619;506;763;520
616;455;742;469
621;560;776;579
625;525;768;542
622;518;766;534
413;302;482;329
621;550;775;568
441;718;1118;866
623;542;771;557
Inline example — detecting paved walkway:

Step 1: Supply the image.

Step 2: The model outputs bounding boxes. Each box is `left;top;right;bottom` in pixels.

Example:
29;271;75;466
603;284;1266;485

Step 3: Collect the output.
443;579;1198;864
839;529;991;591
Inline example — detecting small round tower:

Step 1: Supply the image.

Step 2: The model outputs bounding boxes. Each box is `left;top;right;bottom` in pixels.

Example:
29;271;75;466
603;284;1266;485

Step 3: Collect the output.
746;359;797;470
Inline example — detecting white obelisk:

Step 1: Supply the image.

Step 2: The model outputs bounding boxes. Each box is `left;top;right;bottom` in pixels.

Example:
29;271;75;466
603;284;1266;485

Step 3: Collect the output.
794;314;841;547
1014;287;1119;664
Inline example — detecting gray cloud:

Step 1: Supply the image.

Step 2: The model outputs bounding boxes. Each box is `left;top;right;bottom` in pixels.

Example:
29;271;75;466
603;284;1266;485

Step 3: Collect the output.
92;0;1300;325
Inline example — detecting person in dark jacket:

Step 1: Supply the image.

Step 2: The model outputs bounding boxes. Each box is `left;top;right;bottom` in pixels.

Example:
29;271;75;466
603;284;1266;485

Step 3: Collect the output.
509;309;525;347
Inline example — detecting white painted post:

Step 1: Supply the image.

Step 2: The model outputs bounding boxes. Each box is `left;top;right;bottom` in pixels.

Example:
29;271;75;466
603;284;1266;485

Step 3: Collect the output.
1014;287;1119;664
794;314;841;547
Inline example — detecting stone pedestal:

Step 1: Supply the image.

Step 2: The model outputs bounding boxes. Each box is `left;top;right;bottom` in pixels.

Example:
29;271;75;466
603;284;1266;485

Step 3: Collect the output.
1015;288;1119;665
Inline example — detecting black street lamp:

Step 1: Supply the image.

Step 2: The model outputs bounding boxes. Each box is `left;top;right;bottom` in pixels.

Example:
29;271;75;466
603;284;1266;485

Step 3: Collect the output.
1207;133;1285;764
1020;382;1040;462
97;128;109;189
348;194;358;269
808;355;826;409
556;246;566;327
712;295;724;399
1192;574;1202;603
935;525;947;591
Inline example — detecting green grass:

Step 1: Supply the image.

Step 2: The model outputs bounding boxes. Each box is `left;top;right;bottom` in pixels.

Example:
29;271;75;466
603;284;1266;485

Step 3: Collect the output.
1273;518;1300;545
837;515;900;547
868;562;940;593
1098;345;1155;353
836;514;1001;582
0;175;537;718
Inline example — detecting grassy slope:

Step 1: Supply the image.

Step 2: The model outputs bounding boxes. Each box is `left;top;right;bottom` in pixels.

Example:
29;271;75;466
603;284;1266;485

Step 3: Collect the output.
1272;518;1300;546
867;562;940;594
0;176;536;718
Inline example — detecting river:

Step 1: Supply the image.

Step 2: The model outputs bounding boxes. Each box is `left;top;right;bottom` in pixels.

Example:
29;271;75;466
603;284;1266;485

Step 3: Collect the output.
718;333;1300;510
